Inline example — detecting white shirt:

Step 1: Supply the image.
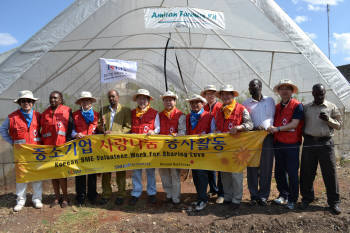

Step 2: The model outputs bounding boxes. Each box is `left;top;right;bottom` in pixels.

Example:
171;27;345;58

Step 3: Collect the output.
109;105;117;130
242;96;275;130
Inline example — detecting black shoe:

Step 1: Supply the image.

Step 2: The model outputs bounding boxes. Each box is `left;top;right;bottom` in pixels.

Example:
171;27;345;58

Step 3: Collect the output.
223;200;232;205
330;204;341;215
249;199;258;206
115;197;124;205
88;198;97;205
231;203;240;210
76;198;85;207
148;195;157;204
128;196;138;206
165;197;172;203
258;198;268;206
98;198;109;205
300;201;310;210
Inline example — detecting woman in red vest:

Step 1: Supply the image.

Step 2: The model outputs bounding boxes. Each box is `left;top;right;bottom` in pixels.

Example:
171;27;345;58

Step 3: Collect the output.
267;80;304;210
159;91;186;204
41;91;73;208
185;94;211;211
72;91;99;206
129;89;159;205
201;85;224;203
0;90;42;212
211;85;253;210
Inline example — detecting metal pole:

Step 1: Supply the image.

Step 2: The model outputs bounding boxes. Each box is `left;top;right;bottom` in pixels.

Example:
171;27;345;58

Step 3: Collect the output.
327;4;331;60
98;59;105;132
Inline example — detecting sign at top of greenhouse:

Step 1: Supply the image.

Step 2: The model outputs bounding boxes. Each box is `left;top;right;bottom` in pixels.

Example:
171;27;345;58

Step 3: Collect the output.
144;8;225;30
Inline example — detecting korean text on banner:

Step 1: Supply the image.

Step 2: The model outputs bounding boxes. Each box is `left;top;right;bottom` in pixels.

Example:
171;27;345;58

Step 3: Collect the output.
14;131;267;183
99;58;137;83
144;8;225;30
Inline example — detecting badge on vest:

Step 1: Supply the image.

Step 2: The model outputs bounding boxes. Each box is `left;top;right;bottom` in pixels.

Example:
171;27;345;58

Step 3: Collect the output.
228;122;233;130
282;118;288;125
33;129;38;137
57;121;63;128
169;127;174;133
144;125;149;133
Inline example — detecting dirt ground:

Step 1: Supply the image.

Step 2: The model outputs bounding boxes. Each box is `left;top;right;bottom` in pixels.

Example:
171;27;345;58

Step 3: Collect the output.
1;161;350;233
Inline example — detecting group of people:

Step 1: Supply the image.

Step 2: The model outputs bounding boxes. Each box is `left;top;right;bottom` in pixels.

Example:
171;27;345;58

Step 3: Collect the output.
0;79;342;215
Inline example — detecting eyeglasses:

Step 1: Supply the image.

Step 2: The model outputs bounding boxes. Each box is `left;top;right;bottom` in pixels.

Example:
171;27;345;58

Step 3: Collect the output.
19;99;34;104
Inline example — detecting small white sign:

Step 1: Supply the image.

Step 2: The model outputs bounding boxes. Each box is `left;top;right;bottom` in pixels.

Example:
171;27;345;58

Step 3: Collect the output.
144;7;225;30
99;58;137;83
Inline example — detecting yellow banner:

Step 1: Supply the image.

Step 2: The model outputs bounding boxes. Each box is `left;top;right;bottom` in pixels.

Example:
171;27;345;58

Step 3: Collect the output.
14;131;268;183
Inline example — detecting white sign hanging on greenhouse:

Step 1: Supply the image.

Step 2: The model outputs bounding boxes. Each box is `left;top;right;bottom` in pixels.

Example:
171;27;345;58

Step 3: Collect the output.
144;8;225;30
99;58;137;83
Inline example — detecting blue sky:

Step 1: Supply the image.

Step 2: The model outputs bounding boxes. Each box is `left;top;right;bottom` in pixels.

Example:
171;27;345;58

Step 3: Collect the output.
0;0;349;66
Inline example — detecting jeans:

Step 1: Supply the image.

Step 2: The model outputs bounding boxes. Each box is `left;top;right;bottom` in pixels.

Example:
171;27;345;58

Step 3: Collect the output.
274;141;300;203
131;169;157;198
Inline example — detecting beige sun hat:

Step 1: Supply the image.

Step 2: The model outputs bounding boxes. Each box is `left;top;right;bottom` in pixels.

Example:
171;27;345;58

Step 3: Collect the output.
200;85;217;97
14;90;39;103
133;89;153;101
75;91;97;104
160;90;178;100
216;84;239;98
185;94;207;105
273;79;299;94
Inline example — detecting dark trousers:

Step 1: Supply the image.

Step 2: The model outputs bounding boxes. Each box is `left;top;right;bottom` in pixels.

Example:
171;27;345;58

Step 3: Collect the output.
208;171;224;197
247;134;274;200
75;174;97;202
274;141;300;203
192;169;209;202
300;136;340;206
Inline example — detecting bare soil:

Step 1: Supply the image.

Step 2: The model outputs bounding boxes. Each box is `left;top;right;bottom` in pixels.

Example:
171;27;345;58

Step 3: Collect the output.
1;163;350;233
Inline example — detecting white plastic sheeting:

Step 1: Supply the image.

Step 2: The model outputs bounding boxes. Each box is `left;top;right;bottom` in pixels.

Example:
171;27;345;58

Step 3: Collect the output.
0;0;349;121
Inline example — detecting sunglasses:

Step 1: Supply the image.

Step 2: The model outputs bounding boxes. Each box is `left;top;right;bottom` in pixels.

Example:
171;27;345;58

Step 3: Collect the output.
19;99;34;104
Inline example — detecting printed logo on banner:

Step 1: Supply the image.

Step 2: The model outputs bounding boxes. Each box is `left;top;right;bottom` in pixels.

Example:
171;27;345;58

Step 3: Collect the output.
144;7;225;30
100;58;137;83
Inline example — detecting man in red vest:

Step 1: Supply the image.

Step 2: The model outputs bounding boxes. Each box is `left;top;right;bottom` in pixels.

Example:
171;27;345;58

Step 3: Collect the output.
159;91;186;204
129;89;159;205
0;90;43;212
211;85;253;210
72;91;99;206
185;94;212;211
268;80;304;210
201;85;224;204
41;91;73;208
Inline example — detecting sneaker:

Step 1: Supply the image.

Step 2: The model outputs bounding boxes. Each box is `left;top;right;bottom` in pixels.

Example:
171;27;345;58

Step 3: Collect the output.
128;196;139;206
273;196;287;205
13;204;24;212
148;195;157;204
114;197;124;205
258;198;268;206
33;200;43;209
286;202;296;210
195;201;207;211
216;196;225;204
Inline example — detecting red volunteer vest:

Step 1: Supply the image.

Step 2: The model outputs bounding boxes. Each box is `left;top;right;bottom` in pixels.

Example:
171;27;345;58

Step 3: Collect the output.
204;101;222;118
159;108;183;135
274;98;303;144
214;103;245;133
131;108;158;134
73;110;99;135
41;105;71;146
186;110;211;135
8;109;41;144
